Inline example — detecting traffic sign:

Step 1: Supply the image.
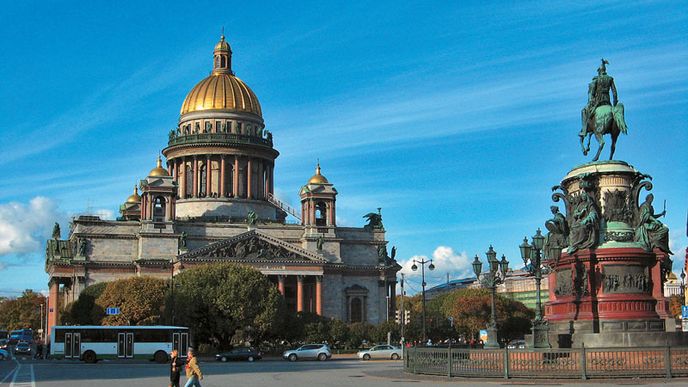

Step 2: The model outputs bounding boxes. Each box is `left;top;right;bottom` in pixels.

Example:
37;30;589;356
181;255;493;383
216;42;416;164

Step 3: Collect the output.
106;307;120;315
682;305;688;319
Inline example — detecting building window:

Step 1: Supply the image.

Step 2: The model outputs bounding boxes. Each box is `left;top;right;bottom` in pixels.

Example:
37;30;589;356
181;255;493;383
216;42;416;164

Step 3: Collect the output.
153;196;165;222
350;297;363;323
185;164;193;198
200;164;207;196
315;202;327;226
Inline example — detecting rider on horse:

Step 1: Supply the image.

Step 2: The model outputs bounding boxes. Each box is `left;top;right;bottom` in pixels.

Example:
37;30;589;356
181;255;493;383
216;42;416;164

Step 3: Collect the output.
580;59;618;137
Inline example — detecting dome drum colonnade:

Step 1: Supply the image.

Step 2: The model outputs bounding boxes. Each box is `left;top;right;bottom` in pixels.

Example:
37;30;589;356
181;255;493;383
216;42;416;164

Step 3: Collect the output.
162;35;278;219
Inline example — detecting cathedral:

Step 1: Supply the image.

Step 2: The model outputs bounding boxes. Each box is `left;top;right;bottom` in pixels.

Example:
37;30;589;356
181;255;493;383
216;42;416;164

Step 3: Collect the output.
45;36;400;334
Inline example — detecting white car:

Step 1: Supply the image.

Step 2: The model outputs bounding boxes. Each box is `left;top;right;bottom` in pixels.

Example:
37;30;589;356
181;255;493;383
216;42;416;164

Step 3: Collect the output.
357;345;401;360
0;348;9;360
282;344;331;361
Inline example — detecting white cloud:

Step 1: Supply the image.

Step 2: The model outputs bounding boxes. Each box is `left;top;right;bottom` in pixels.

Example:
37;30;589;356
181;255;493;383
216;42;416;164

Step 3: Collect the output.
398;246;474;286
0;197;63;256
92;209;115;220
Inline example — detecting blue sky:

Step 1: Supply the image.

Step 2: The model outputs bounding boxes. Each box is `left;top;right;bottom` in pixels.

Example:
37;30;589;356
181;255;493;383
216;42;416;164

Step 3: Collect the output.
0;1;686;296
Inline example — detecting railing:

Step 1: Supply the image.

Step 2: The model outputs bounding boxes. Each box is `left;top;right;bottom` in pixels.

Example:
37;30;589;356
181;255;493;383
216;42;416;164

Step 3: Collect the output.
266;193;301;221
404;346;688;379
167;133;273;148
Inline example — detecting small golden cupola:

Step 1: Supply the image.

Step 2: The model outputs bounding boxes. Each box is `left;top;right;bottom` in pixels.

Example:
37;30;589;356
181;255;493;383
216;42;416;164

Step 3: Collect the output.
125;185;141;203
308;163;329;185
148;156;169;177
213;34;232;75
301;162;338;231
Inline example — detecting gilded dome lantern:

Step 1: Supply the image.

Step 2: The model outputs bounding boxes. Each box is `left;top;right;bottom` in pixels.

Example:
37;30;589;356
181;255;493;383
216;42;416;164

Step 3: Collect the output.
162;35;279;221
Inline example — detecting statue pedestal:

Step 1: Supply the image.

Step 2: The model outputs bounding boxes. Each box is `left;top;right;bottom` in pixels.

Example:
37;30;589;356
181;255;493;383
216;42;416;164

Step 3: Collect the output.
545;161;673;348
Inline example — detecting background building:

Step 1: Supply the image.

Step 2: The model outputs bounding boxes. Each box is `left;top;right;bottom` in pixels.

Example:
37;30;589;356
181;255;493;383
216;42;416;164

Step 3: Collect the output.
45;36;400;335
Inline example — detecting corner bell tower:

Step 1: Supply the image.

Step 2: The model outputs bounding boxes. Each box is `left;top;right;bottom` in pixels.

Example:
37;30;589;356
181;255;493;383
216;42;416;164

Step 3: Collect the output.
300;163;337;236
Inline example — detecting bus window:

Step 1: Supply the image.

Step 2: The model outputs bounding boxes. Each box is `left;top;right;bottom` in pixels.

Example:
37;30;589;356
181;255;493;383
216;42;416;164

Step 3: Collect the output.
180;332;188;355
125;333;134;358
173;333;180;352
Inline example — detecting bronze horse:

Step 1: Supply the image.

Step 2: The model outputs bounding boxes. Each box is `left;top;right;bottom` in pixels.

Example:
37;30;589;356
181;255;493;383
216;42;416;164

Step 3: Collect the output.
579;103;628;161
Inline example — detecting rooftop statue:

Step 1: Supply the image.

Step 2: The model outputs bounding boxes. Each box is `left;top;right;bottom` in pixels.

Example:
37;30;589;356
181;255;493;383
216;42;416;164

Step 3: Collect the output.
579;59;628;161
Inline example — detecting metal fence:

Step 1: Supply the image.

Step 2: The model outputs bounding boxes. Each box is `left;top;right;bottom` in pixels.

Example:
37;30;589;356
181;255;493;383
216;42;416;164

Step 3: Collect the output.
404;346;688;379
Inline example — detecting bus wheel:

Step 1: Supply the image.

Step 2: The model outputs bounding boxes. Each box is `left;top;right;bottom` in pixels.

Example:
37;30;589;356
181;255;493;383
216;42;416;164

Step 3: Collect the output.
154;350;168;364
83;351;97;364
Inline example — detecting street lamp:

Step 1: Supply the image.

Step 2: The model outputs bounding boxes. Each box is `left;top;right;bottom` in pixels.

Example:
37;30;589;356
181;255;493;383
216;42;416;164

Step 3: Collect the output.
681;270;686;306
411;258;435;344
519;228;552;348
472;245;508;349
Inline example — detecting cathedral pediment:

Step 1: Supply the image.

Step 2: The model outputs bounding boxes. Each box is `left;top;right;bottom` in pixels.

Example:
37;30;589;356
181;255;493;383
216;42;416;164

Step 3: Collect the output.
179;230;327;263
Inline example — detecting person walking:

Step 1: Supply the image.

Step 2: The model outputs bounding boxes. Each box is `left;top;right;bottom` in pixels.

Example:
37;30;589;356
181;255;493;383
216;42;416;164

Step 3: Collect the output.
184;348;203;387
169;349;184;387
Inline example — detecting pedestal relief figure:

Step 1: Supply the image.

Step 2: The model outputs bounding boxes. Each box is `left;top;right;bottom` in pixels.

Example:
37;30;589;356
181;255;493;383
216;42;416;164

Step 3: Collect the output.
634;194;670;253
544;206;568;263
567;191;600;254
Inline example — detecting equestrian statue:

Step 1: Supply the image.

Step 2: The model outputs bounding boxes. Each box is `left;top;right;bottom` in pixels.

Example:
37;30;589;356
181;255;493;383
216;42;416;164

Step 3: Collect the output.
579;59;628;161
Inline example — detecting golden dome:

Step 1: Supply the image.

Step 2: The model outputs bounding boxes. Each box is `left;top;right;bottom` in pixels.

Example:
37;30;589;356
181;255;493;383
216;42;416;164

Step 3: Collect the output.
180;73;262;116
215;35;230;52
126;186;141;203
180;36;262;117
149;156;169;177
308;163;329;185
668;272;678;281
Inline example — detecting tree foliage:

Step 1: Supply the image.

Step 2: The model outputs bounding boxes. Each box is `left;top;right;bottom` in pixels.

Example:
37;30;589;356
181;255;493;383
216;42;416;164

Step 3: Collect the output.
167;263;285;349
0;290;45;332
96;277;167;326
669;295;683;319
61;282;107;325
440;288;534;342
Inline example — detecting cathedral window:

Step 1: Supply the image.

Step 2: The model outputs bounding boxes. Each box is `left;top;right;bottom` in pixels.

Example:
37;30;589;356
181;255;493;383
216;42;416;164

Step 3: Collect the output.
185;164;193;198
315;202;327;226
153;196;165;222
350;297;363;322
200;164;207;196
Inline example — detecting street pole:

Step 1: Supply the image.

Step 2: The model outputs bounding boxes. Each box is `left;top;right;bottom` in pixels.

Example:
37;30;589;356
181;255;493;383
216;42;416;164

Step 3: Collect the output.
412;258;435;345
472;246;508;349
421;261;426;344
400;273;405;344
520;230;552;348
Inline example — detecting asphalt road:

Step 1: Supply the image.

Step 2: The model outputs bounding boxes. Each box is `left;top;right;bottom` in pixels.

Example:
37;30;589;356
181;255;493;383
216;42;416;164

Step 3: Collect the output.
2;356;688;386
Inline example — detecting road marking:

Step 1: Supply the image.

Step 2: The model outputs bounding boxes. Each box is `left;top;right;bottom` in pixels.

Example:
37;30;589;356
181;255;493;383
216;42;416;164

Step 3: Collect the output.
0;359;19;384
9;363;34;387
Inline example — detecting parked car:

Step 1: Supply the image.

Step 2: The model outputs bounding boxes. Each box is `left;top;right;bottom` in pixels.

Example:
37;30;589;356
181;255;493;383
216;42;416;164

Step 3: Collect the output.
0;339;8;350
215;347;262;362
507;339;526;349
282;344;331;361
0;348;9;360
357;345;402;360
14;342;31;355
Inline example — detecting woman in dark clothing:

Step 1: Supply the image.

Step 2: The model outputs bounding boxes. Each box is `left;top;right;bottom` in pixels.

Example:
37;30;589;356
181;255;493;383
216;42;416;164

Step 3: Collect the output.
169;349;184;387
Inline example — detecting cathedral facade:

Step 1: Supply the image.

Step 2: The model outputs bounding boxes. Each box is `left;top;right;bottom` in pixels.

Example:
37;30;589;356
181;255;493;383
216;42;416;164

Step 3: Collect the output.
45;36;400;335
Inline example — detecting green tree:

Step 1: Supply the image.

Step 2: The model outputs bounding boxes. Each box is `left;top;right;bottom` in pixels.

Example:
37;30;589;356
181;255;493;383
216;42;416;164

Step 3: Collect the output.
0;290;45;332
96;277;167;326
167;263;286;349
669;294;683;319
61;282;107;325
440;288;534;342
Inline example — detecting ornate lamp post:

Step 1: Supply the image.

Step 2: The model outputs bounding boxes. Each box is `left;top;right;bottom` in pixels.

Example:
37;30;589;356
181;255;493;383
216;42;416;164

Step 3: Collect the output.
519;228;552;348
472;246;508;349
411;258;435;344
681;270;686;306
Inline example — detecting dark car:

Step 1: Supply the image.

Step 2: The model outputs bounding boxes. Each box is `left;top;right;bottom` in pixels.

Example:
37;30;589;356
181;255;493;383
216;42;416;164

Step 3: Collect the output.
14;342;31;355
215;347;262;362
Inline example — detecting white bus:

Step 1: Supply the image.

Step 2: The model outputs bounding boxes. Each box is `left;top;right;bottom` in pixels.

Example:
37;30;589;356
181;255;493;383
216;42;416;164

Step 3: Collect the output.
50;325;190;363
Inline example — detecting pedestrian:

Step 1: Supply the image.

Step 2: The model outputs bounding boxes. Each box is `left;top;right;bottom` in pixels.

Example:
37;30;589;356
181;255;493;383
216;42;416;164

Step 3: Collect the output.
169;349;184;387
184;348;203;387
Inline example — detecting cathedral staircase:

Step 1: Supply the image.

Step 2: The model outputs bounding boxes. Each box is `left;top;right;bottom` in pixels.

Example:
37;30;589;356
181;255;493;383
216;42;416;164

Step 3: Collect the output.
267;193;301;222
